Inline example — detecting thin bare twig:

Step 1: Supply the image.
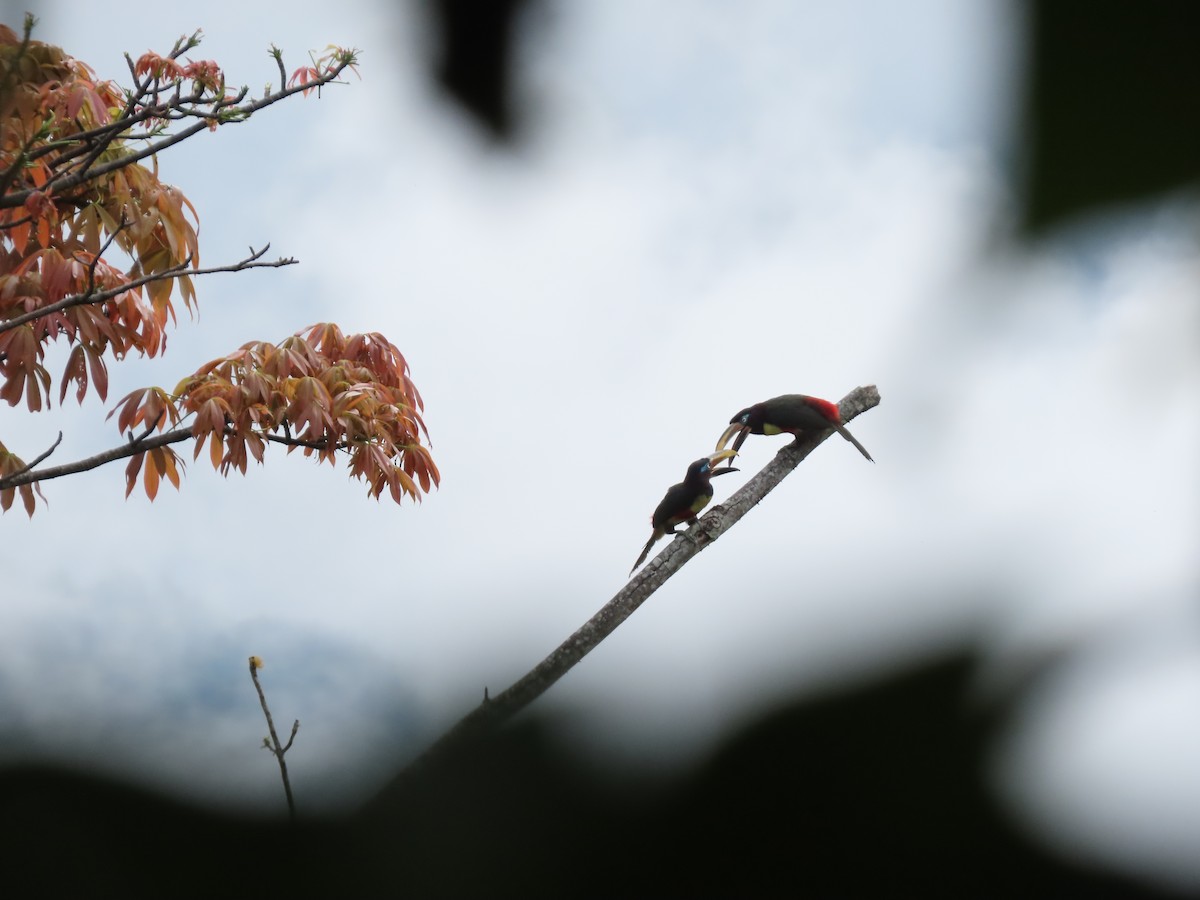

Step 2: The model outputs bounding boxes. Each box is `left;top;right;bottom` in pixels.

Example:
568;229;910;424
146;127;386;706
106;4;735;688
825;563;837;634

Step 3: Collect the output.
0;427;192;490
249;657;299;821
84;214;130;294
2;58;355;210
270;46;288;93
129;410;168;445
0;432;63;482
396;385;881;777
0;246;294;337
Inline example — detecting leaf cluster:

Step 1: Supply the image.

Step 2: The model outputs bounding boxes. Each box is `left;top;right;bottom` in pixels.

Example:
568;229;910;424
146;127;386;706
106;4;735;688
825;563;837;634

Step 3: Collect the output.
108;323;439;505
1;20;357;415
0;22;202;414
0;19;432;516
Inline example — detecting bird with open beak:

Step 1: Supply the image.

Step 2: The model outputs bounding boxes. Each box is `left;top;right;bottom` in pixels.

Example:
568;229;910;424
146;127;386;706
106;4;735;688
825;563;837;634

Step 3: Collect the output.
716;394;873;462
630;449;739;575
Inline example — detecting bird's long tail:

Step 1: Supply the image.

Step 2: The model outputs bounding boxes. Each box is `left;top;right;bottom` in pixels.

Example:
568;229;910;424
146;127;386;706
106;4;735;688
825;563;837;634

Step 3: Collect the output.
837;424;873;463
630;534;659;575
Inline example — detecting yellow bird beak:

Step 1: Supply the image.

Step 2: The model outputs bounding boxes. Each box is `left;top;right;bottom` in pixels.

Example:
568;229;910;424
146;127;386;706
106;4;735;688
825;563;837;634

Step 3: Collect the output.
708;448;738;470
715;422;746;454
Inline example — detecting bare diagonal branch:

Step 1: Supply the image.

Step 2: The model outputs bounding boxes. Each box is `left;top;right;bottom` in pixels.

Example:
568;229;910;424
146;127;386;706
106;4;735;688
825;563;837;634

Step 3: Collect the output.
395;385;881;777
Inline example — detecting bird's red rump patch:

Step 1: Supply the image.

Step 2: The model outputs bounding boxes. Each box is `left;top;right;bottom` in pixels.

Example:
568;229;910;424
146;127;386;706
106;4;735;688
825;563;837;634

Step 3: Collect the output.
809;397;840;422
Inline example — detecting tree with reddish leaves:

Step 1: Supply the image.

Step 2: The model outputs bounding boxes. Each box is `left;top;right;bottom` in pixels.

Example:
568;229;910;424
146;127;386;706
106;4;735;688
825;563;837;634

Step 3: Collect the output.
0;16;438;515
0;12;884;776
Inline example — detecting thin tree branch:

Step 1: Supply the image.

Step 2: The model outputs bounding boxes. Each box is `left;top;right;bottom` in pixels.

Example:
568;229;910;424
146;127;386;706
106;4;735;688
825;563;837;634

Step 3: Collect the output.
130;410;167;445
30;75;210;169
1;432;63;481
84;214;130;293
0;213;34;231
397;385;881;776
249;657;298;821
66;81;228;187
0;427;193;490
1;59;355;210
0;246;294;337
270;46;288;93
0;419;366;493
263;432;351;452
281;719;300;755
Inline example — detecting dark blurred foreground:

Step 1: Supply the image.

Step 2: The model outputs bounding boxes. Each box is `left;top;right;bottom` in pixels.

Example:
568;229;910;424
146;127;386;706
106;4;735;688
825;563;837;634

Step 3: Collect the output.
1;653;1184;898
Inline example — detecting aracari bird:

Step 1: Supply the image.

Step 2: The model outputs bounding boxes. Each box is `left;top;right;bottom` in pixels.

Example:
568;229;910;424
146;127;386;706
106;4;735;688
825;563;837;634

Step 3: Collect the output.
716;394;873;462
630;449;739;575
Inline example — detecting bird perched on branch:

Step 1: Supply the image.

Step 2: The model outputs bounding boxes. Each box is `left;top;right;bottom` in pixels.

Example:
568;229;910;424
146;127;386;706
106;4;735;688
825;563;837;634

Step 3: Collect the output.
717;394;873;462
630;450;739;575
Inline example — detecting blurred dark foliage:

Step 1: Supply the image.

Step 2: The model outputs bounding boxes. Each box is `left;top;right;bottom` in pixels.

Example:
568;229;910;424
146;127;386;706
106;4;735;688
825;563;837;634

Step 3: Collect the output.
425;0;536;140
423;0;1200;225
1020;0;1200;232
0;653;1183;897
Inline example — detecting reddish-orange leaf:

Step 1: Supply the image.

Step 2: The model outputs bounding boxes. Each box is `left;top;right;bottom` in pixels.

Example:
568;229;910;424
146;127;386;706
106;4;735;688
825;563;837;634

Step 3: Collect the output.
25;366;43;412
149;446;168;477
9;220;30;254
228;436;249;474
396;468;418;499
142;389;164;431
59;345;86;405
192;396;231;436
0;375;22;408
159;447;182;489
191;431;207;463
246;433;265;465
415;458;433;493
87;346;109;402
144;451;160;500
109;389;142;434
124;453;144;498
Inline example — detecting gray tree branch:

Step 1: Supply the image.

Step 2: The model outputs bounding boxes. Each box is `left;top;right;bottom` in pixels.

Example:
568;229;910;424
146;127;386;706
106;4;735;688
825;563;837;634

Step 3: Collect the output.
0;427;193;490
398;384;881;775
0;423;366;493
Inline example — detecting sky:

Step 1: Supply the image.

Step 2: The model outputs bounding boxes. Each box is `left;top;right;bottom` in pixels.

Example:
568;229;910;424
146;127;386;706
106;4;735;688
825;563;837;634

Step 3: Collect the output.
3;0;1200;889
